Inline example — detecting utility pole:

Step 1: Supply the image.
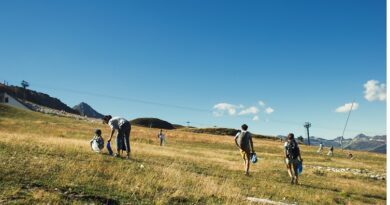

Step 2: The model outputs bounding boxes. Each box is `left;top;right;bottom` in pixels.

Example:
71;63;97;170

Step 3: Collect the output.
304;122;311;146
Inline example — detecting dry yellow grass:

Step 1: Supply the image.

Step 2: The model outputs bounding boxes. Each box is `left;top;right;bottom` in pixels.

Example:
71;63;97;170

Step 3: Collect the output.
0;104;386;204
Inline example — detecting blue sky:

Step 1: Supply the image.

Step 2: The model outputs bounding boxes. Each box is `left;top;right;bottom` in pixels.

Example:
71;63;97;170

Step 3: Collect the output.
0;0;386;139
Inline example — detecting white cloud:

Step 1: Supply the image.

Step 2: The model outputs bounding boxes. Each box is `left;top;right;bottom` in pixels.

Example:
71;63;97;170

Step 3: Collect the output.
213;103;238;116
258;101;265;107
364;80;386;102
265;107;274;114
213;101;275;117
335;102;359;113
238;106;259;115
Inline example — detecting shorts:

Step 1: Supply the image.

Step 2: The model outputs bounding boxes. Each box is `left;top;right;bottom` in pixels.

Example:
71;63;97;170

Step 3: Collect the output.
240;149;250;160
285;158;299;166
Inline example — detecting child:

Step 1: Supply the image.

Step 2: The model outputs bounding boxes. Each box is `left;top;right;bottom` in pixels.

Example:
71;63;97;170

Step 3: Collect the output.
90;129;104;152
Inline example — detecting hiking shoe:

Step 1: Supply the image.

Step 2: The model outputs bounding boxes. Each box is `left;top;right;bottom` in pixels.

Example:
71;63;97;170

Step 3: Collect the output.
114;153;120;158
294;179;299;185
290;178;294;185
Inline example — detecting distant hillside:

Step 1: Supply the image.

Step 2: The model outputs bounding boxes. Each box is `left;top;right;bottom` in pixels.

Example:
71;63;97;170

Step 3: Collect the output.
183;127;277;140
303;136;349;148
73;102;104;119
0;83;79;115
172;124;187;129
369;144;386;153
302;134;386;154
344;134;386;153
131;118;175;129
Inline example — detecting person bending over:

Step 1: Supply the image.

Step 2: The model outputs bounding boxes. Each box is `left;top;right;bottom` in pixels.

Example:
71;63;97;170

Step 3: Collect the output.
102;115;131;159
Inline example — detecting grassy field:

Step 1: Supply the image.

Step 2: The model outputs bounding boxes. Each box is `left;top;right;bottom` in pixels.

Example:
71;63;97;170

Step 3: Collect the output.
0;104;386;204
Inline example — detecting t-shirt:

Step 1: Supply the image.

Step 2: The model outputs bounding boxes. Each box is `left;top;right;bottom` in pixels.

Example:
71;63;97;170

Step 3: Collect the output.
108;117;128;130
91;135;104;152
284;142;288;150
158;134;165;139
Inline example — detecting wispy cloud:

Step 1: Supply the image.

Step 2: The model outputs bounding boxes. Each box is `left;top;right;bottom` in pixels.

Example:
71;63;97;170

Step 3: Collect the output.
213;101;274;117
364;80;386;102
265;107;274;114
213;103;238;116
258;101;265;107
335;102;359;113
239;106;259;115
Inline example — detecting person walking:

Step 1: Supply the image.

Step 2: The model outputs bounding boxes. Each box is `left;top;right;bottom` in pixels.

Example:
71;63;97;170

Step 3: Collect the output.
234;124;255;176
157;129;166;146
102;115;131;159
284;133;303;185
317;142;323;153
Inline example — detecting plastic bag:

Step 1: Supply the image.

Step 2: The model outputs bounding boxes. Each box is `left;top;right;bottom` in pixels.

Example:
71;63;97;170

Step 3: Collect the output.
251;153;258;164
297;161;303;175
107;141;113;156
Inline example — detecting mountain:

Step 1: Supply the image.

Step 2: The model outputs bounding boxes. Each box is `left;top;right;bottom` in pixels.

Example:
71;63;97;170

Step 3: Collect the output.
354;133;370;141
0;83;79;115
303;136;346;148
344;134;386;153
73;102;104;119
302;134;386;154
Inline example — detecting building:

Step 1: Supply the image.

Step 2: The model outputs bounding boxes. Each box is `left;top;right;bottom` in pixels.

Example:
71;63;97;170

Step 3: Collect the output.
0;92;30;110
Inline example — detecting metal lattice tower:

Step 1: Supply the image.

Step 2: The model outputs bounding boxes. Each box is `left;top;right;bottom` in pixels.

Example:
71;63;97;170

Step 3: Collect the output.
304;122;311;146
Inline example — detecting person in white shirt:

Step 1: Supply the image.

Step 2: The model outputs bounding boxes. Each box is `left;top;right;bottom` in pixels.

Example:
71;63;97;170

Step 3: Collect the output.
102;115;131;159
317;142;324;153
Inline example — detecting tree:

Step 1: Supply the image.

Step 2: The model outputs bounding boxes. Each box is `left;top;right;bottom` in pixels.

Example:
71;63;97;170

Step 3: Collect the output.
297;136;304;143
21;80;29;101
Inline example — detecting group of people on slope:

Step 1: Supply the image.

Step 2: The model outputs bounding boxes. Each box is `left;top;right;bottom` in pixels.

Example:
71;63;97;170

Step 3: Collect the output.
91;117;303;184
91;115;168;159
317;142;334;156
234;124;303;184
90;115;132;159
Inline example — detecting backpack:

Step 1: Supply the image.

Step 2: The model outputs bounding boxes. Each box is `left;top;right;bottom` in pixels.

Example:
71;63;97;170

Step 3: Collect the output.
238;132;250;149
287;139;299;160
